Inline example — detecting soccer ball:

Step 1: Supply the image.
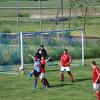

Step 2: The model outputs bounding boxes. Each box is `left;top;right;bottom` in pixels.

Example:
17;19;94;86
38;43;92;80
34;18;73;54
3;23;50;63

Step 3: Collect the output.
19;66;24;74
19;66;23;71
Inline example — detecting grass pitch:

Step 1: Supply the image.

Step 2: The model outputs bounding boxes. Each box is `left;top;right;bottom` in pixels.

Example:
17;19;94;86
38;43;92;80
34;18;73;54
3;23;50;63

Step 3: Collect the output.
0;59;100;100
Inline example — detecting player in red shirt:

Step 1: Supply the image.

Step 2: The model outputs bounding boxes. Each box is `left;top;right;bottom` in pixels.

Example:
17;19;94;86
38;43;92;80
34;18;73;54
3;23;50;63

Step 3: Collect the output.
91;61;100;100
60;49;74;82
40;56;50;88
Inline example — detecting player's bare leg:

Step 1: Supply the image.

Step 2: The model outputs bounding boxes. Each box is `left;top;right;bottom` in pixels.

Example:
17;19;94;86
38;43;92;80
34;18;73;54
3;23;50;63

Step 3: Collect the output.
95;90;100;100
34;77;38;92
43;78;50;87
60;72;64;81
68;71;74;83
28;70;34;80
40;78;50;88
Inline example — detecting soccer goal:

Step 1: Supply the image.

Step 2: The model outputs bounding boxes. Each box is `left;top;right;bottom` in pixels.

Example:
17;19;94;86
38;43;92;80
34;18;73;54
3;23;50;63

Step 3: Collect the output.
20;29;85;71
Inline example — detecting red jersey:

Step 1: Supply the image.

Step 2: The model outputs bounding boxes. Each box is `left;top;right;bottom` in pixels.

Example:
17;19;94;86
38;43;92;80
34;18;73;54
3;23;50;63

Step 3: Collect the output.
40;59;46;73
92;66;100;83
60;53;71;67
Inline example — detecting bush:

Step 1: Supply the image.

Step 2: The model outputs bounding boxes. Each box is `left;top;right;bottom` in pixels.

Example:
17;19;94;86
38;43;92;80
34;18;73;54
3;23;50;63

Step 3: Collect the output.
85;45;100;59
47;47;63;60
11;52;20;65
1;28;11;33
0;33;11;44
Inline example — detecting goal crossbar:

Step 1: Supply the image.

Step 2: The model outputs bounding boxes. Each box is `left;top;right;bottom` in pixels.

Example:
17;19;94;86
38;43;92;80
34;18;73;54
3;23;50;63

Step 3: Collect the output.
23;28;84;35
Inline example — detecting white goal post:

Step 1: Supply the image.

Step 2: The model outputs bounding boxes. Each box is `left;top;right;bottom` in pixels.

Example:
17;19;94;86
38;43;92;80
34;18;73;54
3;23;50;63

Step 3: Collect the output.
20;32;24;73
20;29;85;71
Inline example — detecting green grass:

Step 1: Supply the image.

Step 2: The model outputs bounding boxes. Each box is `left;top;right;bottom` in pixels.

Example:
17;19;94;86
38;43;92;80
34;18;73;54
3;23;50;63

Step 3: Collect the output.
0;58;100;100
0;19;100;37
86;25;100;37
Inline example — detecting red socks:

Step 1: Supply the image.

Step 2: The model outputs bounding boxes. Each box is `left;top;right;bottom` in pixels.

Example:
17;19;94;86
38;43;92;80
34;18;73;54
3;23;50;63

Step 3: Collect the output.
60;72;74;82
69;73;74;81
61;73;64;81
96;91;100;100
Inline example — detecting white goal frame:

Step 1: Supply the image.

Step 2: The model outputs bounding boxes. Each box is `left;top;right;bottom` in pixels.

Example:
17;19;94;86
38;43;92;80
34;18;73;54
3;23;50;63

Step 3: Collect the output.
20;29;85;70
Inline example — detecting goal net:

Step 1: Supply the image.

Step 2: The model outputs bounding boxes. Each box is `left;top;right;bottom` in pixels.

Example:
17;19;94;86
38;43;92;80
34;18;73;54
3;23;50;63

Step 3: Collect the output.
20;29;85;70
0;33;20;73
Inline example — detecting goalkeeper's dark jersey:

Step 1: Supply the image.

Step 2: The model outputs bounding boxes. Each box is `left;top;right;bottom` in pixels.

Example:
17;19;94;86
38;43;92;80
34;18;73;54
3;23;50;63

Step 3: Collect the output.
36;49;48;59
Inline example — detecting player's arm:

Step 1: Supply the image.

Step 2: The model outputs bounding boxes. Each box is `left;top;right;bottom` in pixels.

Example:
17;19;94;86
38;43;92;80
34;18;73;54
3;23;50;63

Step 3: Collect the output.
59;60;62;67
59;55;62;67
29;54;34;60
95;69;100;83
65;54;72;66
45;57;51;62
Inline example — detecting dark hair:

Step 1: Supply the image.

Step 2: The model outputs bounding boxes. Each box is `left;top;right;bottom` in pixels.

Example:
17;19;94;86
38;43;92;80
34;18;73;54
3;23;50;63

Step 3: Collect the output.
40;45;44;47
64;49;67;52
92;61;96;65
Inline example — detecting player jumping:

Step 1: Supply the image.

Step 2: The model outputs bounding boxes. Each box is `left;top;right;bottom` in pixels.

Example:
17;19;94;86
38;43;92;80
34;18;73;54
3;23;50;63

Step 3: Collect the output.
40;56;50;89
28;54;40;92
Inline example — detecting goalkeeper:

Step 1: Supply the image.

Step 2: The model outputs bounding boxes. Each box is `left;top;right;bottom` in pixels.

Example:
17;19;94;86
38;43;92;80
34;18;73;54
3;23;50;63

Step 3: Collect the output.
35;45;48;59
